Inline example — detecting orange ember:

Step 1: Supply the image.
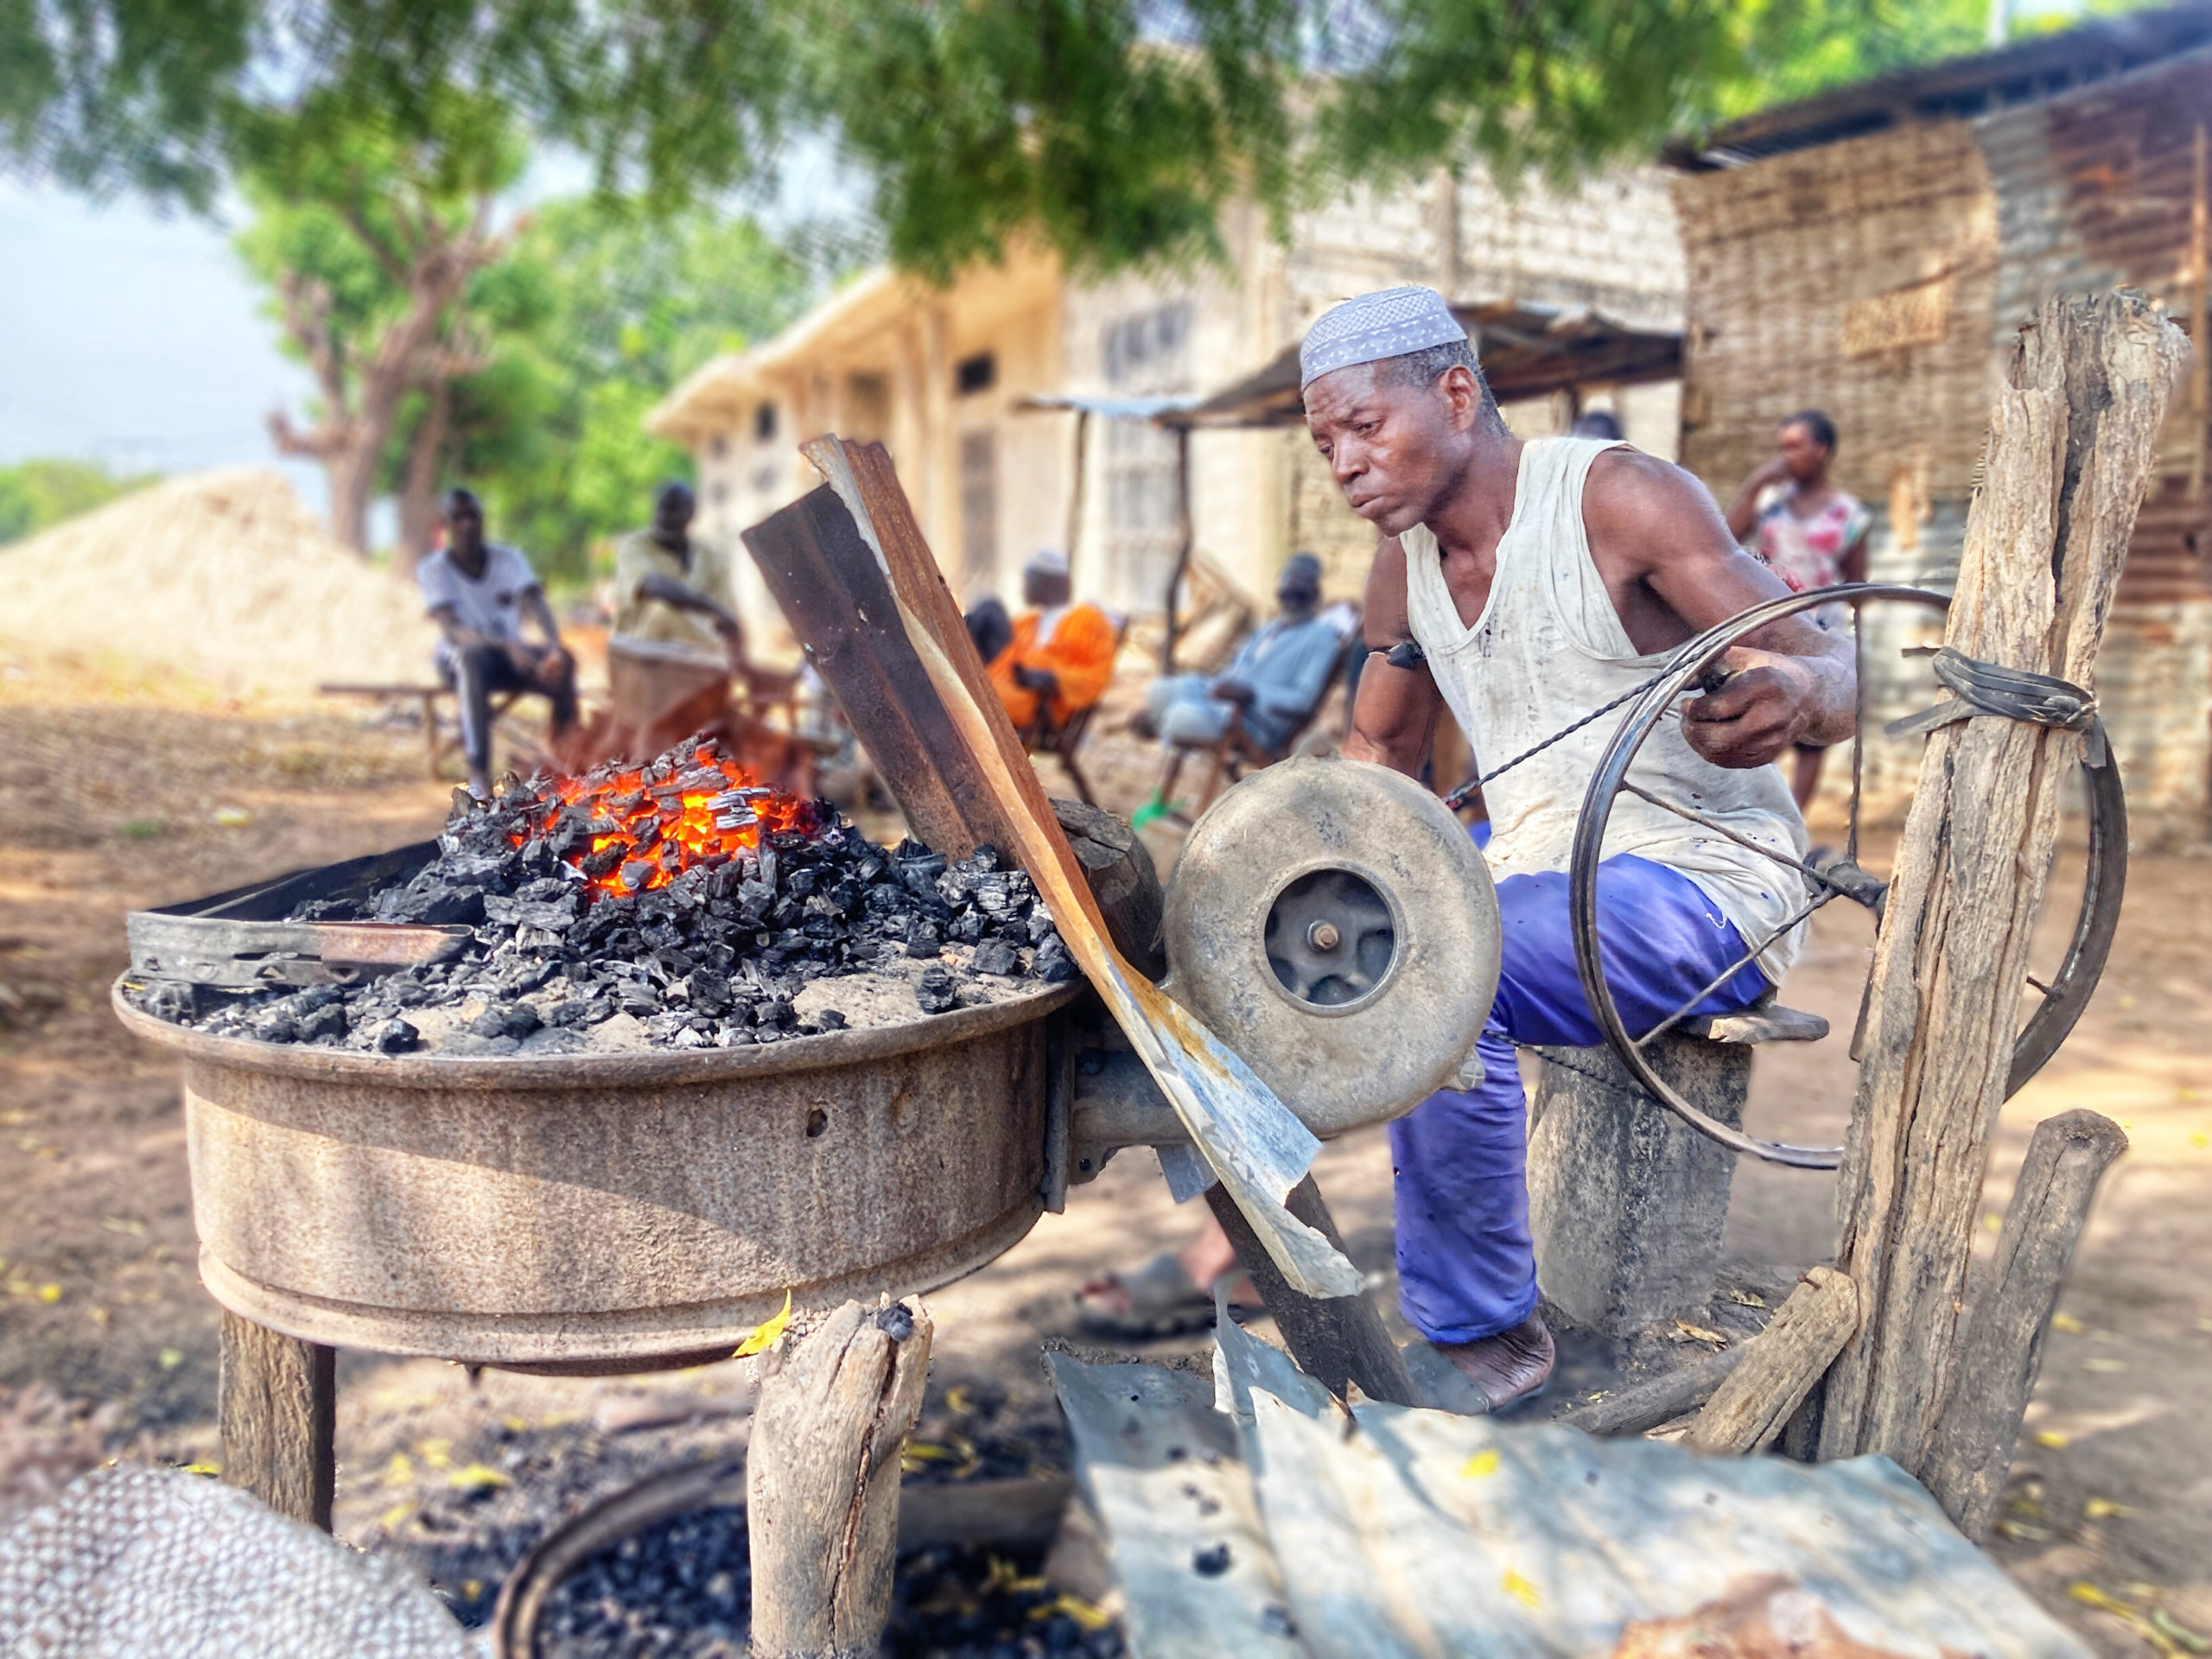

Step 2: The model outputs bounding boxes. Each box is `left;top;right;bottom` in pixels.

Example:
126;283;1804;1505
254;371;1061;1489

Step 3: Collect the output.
513;746;820;898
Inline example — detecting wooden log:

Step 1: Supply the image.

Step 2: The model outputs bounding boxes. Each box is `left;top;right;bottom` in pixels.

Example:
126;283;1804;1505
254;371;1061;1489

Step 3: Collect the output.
1051;797;1166;980
1686;1268;1859;1456
1923;1109;2128;1537
1206;1175;1421;1407
217;1310;335;1531
747;1299;934;1659
1554;1349;1745;1438
1817;292;2185;1471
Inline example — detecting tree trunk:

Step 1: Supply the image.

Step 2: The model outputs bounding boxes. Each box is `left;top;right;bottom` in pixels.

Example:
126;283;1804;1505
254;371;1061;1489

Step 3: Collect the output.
396;378;454;579
1815;292;2185;1472
266;200;499;555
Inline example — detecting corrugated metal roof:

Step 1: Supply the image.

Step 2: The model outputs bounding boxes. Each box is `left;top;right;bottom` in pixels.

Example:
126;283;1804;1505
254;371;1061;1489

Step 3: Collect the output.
1667;5;2212;170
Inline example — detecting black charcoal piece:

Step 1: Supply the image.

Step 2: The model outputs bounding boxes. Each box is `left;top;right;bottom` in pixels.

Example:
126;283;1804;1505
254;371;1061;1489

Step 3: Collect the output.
471;1001;543;1040
1027;909;1058;944
874;1303;915;1340
1192;1543;1231;1577
372;1018;421;1054
620;859;657;893
946;913;986;946
296;1001;348;1043
814;1008;847;1030
914;967;959;1015
753;996;795;1028
903;924;941;959
685;968;732;1016
1034;935;1079;982
969;938;1020;978
249;1011;301;1044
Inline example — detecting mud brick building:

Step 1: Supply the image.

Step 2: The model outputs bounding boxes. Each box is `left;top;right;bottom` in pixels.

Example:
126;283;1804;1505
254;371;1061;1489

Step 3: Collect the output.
646;168;1686;654
1667;4;2212;833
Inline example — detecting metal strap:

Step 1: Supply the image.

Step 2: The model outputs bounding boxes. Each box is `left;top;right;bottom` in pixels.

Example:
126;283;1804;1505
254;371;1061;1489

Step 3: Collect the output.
1885;645;2107;764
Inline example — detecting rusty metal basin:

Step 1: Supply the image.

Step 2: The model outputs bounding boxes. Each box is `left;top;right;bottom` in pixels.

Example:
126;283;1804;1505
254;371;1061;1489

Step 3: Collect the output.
112;982;1076;1371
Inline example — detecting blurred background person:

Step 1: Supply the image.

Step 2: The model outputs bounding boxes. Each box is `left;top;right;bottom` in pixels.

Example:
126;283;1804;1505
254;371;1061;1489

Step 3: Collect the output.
969;549;1118;732
1726;410;1871;811
418;486;577;800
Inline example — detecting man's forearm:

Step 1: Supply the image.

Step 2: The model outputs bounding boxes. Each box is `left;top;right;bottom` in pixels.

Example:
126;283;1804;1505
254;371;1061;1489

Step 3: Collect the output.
1344;655;1439;776
638;572;724;618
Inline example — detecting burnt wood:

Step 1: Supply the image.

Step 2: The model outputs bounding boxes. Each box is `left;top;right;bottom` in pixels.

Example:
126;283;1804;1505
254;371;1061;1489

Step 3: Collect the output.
1205;1175;1420;1407
741;482;1019;861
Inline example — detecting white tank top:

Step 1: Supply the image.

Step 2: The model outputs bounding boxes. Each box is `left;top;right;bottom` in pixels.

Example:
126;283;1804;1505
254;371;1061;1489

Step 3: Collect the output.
1401;436;1808;982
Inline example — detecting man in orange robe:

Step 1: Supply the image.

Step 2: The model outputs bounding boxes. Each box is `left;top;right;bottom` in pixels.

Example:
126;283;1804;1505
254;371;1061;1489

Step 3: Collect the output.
970;549;1118;729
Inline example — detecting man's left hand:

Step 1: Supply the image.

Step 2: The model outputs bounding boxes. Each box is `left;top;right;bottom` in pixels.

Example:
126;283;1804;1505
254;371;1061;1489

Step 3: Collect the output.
1211;678;1257;707
1681;645;1816;768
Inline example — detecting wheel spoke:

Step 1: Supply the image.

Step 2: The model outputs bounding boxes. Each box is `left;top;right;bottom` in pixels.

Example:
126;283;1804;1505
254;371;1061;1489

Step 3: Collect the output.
1631;888;1841;1050
2025;973;2053;996
1618;779;1881;908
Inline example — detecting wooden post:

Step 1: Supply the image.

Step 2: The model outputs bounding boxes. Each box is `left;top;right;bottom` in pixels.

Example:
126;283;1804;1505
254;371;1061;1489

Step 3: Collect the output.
218;1310;335;1531
747;1300;934;1659
1687;1268;1859;1457
1923;1109;2128;1537
1816;293;2185;1471
1206;1175;1421;1407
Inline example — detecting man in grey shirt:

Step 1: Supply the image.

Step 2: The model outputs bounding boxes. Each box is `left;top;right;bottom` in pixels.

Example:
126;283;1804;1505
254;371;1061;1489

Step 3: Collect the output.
416;487;577;798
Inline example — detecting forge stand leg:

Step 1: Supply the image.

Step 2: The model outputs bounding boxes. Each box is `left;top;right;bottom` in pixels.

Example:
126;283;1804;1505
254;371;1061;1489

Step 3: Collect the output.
219;1310;336;1531
1207;1175;1420;1406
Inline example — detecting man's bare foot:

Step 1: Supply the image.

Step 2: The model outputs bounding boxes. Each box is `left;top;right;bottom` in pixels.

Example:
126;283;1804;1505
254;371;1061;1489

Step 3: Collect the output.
1433;1313;1554;1412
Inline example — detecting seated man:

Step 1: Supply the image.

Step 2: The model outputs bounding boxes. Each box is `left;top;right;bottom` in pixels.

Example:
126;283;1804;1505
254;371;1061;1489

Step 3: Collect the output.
968;549;1118;731
1140;552;1343;754
1084;289;1851;1403
417;487;577;799
613;480;746;662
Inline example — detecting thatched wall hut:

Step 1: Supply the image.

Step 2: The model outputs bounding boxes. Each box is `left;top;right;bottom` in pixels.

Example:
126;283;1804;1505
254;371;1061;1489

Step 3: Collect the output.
1669;6;2212;833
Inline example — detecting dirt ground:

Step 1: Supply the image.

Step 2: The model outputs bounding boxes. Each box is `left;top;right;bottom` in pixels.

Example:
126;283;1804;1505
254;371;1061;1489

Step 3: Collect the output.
3;645;2208;1653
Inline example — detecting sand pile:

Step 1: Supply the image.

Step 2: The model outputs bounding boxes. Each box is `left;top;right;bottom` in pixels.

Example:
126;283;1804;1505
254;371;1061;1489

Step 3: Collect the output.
0;468;438;695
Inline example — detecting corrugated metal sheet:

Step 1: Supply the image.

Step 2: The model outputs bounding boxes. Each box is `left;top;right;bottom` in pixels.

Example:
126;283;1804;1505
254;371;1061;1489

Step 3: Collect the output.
1052;1323;2092;1659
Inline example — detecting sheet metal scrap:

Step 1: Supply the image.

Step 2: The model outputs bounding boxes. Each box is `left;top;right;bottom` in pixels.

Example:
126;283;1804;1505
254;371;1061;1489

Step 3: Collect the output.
1056;1317;2089;1659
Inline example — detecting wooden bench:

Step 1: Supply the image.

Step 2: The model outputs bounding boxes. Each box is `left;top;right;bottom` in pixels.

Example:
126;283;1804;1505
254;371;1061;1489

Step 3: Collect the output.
318;683;544;781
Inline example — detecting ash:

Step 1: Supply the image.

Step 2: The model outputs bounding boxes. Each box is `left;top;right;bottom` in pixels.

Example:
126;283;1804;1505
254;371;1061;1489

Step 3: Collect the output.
141;743;1079;1053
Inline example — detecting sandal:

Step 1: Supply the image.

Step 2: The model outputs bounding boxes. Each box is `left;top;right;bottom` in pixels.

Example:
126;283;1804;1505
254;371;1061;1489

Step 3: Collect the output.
1075;1253;1257;1340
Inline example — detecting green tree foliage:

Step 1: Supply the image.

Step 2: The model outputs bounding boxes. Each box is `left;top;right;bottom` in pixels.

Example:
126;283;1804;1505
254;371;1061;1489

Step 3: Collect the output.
5;0;2161;279
448;200;807;588
0;458;156;546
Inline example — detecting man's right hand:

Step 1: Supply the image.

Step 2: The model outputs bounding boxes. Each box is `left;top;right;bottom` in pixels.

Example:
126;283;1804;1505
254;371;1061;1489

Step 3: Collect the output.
1211;678;1257;707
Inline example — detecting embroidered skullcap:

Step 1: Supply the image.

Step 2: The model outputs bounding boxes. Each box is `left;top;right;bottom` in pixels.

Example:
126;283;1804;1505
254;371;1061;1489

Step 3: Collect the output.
1281;553;1324;586
1025;547;1070;578
1299;286;1469;391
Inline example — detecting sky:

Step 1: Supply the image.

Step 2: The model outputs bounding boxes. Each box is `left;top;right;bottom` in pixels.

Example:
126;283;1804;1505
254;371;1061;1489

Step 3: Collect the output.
0;181;329;510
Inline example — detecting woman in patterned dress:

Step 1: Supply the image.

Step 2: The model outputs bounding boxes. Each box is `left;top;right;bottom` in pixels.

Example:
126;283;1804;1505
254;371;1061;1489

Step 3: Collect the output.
1726;410;1872;810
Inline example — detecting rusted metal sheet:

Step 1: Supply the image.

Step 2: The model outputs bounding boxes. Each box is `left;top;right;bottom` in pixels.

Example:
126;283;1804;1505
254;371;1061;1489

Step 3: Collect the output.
114;978;1074;1371
1058;1324;2092;1659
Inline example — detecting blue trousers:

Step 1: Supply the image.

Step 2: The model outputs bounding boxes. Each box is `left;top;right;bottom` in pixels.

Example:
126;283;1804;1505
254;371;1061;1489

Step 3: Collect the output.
1389;853;1770;1345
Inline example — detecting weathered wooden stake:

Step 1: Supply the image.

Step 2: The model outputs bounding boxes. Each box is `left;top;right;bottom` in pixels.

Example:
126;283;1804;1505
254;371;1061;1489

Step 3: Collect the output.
747;1299;933;1659
1207;1176;1421;1406
1818;292;2185;1471
1555;1348;1744;1439
1688;1268;1859;1456
218;1310;336;1531
1923;1109;2128;1537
